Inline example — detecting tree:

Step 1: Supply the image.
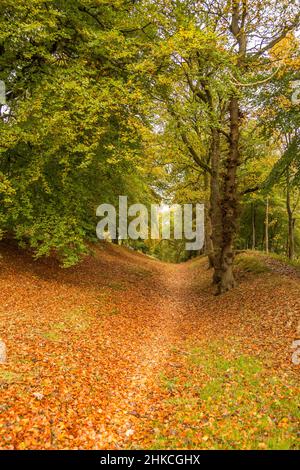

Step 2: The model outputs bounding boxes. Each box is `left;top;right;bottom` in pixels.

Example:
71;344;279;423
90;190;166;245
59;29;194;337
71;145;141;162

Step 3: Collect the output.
0;0;156;265
138;0;300;292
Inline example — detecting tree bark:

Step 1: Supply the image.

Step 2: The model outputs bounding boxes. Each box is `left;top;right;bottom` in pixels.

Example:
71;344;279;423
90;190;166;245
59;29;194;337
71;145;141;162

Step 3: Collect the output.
209;102;240;294
217;97;240;293
251;202;256;250
204;172;214;268
286;171;295;260
209;127;224;287
265;197;269;254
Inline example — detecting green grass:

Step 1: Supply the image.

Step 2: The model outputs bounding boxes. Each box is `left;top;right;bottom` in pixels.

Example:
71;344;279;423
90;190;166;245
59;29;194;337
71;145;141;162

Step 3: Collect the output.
0;370;23;384
152;342;299;450
234;254;270;274
107;281;127;291
42;307;92;341
65;307;91;331
128;266;153;279
187;256;209;270
42;330;62;342
160;373;179;393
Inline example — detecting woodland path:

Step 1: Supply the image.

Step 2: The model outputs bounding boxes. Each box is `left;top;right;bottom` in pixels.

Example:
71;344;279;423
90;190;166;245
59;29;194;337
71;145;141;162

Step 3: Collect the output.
98;261;202;448
0;242;299;449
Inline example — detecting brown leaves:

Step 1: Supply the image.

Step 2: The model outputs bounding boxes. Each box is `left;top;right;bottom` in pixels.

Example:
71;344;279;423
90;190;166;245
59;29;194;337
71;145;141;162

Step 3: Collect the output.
0;242;299;449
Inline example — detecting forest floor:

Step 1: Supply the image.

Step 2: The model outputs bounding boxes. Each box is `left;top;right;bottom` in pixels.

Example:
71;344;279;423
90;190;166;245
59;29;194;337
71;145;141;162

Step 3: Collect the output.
0;241;299;450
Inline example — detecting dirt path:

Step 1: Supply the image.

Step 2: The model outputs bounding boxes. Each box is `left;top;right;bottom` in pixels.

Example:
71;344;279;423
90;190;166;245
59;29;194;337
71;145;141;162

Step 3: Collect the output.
99;263;194;448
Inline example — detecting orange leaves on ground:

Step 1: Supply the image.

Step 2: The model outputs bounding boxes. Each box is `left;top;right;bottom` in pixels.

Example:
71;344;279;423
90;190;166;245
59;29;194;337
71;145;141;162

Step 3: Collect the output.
0;242;299;449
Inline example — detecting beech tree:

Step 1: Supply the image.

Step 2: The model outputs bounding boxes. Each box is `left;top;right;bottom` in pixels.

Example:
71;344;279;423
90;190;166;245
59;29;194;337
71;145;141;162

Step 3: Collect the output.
139;0;300;292
0;0;155;265
0;0;299;288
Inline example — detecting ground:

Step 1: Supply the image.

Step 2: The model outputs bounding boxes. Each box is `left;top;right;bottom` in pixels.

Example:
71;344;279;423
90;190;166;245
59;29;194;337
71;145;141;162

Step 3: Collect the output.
0;242;299;449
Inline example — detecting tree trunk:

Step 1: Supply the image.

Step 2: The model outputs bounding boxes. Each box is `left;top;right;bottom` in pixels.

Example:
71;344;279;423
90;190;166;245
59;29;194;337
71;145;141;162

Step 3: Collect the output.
209;128;223;287
286;171;295;260
112;228;119;245
251;202;256;250
204;172;214;268
218;97;240;293
210;97;240;294
265;197;269;254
